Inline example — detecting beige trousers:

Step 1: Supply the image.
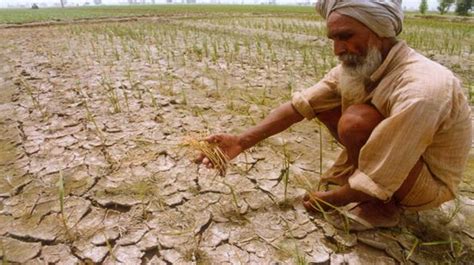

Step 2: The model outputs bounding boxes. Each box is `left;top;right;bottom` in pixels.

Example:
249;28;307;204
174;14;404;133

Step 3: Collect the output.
399;163;454;212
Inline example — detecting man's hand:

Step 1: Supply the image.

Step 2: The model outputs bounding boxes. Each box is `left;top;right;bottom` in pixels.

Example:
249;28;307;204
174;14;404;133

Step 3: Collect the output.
194;134;244;169
194;101;303;172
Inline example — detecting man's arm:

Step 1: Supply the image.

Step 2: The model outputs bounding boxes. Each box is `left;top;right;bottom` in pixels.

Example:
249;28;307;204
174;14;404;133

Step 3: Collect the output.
196;101;304;167
238;101;304;150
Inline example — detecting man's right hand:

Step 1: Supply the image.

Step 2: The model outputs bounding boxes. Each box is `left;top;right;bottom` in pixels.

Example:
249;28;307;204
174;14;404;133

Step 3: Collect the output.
194;134;244;169
194;101;303;171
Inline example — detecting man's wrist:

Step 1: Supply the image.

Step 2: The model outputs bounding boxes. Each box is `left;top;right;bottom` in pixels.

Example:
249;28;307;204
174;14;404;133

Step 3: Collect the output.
237;134;254;151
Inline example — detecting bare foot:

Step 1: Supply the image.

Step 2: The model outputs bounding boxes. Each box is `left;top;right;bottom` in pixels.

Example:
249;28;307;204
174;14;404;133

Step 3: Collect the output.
302;189;346;213
328;201;401;231
302;184;377;214
345;200;401;229
315;200;402;231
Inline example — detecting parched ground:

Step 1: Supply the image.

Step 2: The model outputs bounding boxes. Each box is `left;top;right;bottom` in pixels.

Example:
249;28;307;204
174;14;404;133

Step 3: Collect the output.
0;14;473;264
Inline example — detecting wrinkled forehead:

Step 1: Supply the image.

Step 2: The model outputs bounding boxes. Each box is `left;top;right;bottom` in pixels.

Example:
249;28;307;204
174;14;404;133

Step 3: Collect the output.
327;12;370;34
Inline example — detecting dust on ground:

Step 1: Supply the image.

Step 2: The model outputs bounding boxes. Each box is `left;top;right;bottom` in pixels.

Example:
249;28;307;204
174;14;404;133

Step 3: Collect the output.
0;14;473;264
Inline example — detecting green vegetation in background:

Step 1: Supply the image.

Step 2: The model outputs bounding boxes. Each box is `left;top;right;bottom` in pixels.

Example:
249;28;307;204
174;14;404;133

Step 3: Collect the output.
1;4;473;25
0;5;315;24
1;4;471;101
419;0;428;14
401;18;473;54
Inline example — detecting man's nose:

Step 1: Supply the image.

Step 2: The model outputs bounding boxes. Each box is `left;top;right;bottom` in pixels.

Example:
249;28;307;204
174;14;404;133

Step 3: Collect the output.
333;41;347;56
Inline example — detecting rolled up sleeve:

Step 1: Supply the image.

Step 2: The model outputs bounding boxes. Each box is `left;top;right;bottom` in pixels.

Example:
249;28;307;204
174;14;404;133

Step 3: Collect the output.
349;169;393;201
292;92;316;120
291;66;341;120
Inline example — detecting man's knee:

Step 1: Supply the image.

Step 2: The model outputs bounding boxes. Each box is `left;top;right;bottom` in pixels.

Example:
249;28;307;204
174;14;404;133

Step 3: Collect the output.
316;106;342;140
337;104;384;146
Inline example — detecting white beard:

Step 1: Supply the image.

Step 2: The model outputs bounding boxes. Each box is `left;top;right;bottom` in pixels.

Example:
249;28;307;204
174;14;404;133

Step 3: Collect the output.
338;47;383;106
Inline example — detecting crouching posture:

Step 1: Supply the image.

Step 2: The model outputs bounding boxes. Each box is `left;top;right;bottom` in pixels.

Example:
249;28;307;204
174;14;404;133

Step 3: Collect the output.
196;0;471;230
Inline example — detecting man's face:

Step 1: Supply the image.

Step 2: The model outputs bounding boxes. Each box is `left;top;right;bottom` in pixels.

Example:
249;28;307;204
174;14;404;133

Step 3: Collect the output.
326;12;382;68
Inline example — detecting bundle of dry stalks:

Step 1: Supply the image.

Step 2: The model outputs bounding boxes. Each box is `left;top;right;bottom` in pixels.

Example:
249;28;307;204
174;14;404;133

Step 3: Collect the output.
182;136;229;176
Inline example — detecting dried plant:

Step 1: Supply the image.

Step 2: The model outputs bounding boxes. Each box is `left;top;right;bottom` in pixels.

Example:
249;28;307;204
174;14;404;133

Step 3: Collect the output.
181;136;229;176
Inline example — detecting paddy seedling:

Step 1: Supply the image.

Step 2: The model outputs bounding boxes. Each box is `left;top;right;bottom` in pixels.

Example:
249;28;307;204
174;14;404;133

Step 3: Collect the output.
443;197;462;224
278;144;291;202
100;77;122;114
81;95;106;142
57;171;74;241
0;243;7;265
142;84;158;109
404;233;465;263
104;234;117;262
19;78;46;118
318;122;324;176
222;181;241;211
280;216;308;265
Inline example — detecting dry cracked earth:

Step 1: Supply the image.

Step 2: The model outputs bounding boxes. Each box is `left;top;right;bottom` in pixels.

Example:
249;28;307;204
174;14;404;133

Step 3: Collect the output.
0;16;474;265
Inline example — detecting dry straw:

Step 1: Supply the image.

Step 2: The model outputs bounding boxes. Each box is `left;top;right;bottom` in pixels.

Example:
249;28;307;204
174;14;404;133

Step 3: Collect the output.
181;136;229;176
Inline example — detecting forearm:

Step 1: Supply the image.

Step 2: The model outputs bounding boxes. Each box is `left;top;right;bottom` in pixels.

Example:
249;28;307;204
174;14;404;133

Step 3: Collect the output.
238;101;304;150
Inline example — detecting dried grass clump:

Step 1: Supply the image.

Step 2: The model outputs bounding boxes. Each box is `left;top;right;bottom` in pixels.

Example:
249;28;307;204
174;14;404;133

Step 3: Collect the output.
182;136;229;176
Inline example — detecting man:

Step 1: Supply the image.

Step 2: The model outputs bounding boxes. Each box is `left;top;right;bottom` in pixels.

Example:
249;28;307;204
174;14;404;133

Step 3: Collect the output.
196;0;472;230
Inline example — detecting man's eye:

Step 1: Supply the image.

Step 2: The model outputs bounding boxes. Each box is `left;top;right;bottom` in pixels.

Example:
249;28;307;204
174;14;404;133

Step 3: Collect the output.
339;33;352;40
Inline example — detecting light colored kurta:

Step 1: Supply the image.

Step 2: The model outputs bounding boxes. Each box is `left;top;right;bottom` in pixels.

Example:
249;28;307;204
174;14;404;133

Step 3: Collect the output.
292;41;472;201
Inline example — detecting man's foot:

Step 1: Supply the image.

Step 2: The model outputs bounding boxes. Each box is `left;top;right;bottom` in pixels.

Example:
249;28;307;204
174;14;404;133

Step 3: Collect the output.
302;189;346;213
302;183;368;213
329;200;401;231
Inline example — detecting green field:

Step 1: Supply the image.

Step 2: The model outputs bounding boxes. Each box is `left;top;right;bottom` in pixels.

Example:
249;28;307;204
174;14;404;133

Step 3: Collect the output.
0;5;317;24
1;5;473;25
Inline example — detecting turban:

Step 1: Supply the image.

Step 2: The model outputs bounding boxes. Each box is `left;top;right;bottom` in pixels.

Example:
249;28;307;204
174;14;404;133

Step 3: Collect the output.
315;0;404;38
